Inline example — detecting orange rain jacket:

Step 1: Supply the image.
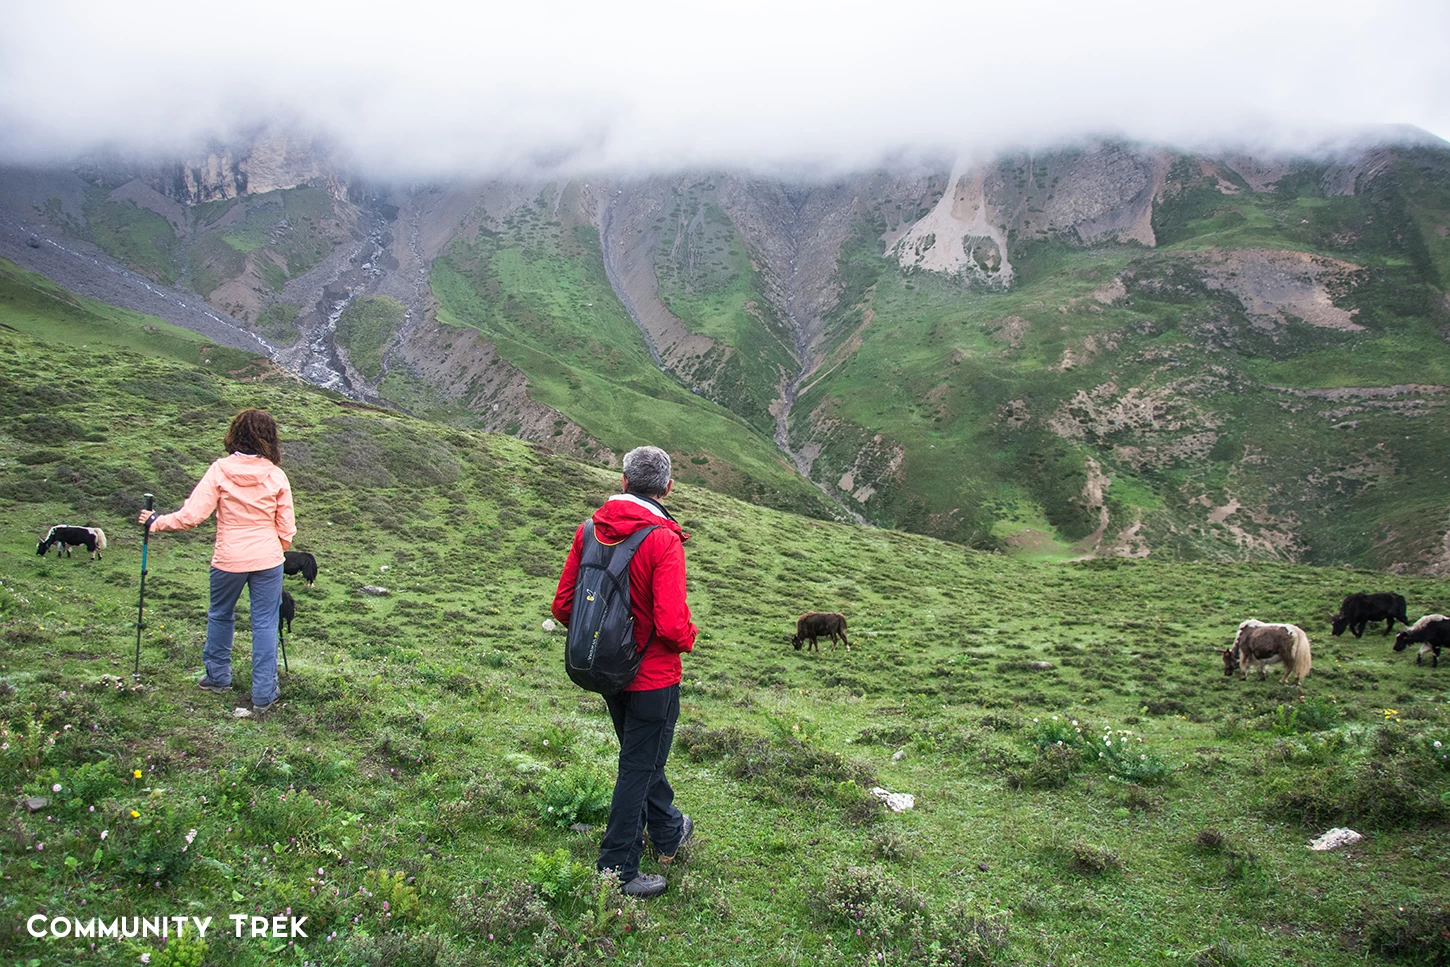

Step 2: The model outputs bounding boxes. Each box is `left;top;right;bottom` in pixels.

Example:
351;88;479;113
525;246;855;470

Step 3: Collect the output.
150;453;295;572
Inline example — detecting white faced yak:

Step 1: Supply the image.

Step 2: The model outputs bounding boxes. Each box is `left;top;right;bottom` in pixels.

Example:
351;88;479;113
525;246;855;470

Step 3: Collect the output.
1222;619;1312;685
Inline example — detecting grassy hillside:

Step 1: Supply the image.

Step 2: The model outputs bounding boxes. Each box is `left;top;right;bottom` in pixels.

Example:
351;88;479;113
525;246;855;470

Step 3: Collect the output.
790;153;1450;566
0;257;268;375
426;202;838;523
21;150;1450;570
1;322;1448;967
62;183;354;343
650;191;795;434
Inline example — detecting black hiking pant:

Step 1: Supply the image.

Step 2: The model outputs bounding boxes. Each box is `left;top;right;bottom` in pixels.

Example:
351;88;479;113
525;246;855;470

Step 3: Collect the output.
598;683;686;882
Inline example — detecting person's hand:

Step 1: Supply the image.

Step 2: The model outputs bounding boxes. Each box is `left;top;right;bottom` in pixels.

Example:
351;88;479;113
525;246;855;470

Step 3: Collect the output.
137;509;154;527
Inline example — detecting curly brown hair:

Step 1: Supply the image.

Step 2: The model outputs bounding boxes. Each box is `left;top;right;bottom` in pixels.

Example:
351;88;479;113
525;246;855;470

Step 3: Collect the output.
223;409;282;465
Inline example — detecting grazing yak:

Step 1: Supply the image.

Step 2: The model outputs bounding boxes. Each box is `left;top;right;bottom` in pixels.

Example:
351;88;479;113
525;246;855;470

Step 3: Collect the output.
1394;614;1447;668
277;590;296;675
1330;592;1409;638
280;590;296;635
1223;619;1312;685
792;612;849;652
36;526;107;560
283;550;318;587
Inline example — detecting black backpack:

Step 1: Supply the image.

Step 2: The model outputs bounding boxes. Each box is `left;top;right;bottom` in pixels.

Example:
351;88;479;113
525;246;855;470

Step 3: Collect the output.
564;521;660;694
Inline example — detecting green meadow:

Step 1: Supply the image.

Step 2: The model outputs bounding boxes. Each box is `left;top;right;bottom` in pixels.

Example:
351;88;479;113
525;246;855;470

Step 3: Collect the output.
1;298;1447;966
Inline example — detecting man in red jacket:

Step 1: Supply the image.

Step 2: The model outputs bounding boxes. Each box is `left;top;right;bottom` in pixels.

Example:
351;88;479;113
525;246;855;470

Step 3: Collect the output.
552;445;698;898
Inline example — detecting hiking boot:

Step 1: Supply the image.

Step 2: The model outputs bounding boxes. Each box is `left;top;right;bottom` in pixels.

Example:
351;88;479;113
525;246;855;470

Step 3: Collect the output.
197;676;231;694
248;693;281;717
620;873;667;898
658;814;694;866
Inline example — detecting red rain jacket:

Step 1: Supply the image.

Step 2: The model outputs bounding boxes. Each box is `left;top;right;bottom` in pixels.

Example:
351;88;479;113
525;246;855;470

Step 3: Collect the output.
552;494;698;692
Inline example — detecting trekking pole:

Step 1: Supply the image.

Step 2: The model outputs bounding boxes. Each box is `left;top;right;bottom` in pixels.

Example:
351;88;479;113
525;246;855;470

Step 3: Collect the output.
133;493;153;678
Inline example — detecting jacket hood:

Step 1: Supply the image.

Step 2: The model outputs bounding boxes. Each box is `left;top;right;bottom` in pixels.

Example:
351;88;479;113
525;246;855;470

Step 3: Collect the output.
218;452;281;485
591;493;689;544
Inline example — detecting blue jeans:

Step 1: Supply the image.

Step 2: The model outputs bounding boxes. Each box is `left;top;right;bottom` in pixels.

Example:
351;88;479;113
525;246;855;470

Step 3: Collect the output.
598;684;686;882
204;564;283;705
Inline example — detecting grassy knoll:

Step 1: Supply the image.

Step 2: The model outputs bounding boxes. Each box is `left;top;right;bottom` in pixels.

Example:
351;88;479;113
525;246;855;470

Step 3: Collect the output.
1;326;1447;967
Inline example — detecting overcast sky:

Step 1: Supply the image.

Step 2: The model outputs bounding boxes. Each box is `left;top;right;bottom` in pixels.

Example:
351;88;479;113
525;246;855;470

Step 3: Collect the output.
1;0;1446;178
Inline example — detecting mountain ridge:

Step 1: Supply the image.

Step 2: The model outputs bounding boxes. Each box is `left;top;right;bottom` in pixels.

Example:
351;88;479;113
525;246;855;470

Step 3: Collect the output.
2;132;1447;570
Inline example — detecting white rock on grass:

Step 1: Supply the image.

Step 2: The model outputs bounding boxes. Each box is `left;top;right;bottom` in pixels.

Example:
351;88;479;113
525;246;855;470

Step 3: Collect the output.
360;586;390;596
542;619;557;632
1309;828;1362;851
233;708;253;719
869;787;915;812
891;748;906;762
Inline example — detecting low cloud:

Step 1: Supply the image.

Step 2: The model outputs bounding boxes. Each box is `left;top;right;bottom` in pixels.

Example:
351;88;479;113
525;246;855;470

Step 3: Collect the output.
1;0;1447;178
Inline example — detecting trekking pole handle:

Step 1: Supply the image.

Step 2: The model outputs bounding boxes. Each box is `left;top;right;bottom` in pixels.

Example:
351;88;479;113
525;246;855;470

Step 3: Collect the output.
141;493;153;567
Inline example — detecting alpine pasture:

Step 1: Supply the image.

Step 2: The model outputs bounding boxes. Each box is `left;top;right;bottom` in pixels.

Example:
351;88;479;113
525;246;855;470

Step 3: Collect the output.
1;319;1448;966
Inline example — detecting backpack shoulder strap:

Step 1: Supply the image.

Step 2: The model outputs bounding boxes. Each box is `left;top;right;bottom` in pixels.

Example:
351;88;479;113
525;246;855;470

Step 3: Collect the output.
603;525;660;579
578;520;605;567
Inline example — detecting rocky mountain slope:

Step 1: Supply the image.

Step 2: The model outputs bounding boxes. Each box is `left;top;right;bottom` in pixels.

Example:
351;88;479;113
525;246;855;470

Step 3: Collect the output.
2;134;1447;570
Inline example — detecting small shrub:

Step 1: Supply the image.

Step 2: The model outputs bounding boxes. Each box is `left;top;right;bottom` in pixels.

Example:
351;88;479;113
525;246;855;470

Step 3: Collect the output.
122;808;198;885
140;924;209;967
676;872;733;920
29;761;120;816
1272;753;1448;830
1094;731;1173;785
815;864;1009;963
1191;938;1252;967
1067;840;1120;875
453;879;554;941
815;863;926;942
855;723;916;746
1294;695;1341;731
978;712;1022;732
336;929;464;967
527;722;580;758
1028;715;1083;749
1121;783;1161;813
677;722;875;811
1195;828;1226;852
362;868;422;925
1007;743;1082;790
528;848;592;902
1144;698;1190;717
1363;901;1450;964
1213;716;1246;740
1223;847;1267;887
537;769;612;828
868;829;919;864
1017;888;1051;917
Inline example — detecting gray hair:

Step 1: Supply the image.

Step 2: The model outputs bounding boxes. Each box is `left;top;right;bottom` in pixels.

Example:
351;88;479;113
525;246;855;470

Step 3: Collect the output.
622;446;672;497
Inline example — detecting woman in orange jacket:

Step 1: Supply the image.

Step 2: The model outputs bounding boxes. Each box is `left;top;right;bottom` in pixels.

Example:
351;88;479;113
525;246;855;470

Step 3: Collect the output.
138;409;296;713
